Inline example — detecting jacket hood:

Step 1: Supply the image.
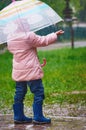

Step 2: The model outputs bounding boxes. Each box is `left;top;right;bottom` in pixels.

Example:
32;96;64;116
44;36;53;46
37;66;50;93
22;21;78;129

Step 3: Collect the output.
4;18;30;35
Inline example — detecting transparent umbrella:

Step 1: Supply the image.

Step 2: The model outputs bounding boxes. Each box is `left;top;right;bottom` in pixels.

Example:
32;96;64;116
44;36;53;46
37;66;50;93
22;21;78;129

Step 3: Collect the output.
0;0;63;44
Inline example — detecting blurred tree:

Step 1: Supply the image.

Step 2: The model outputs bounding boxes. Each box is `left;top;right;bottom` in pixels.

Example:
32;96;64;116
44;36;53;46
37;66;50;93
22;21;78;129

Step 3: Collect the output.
77;0;86;22
42;0;86;22
0;0;10;10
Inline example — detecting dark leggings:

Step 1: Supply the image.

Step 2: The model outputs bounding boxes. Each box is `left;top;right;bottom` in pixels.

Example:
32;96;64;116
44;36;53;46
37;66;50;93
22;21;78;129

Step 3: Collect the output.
14;79;45;104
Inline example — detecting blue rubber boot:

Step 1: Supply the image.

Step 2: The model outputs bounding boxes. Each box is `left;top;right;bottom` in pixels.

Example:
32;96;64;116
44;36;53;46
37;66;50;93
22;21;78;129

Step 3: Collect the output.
33;103;51;124
13;103;32;124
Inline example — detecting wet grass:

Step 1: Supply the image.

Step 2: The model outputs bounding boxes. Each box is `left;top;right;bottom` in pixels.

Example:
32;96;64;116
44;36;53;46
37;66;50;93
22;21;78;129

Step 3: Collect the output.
0;47;86;112
46;93;86;105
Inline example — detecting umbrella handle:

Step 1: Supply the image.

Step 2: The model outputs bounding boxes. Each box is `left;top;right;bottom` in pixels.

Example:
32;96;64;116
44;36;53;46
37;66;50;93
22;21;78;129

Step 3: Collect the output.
41;58;47;67
12;0;15;2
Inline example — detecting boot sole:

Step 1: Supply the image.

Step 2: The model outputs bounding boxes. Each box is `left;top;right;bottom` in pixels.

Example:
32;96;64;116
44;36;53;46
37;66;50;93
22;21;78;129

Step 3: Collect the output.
33;120;51;125
14;120;32;124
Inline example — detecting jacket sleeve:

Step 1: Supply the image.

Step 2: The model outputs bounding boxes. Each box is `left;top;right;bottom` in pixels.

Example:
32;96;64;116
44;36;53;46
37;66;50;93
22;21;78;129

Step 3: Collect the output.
29;32;57;47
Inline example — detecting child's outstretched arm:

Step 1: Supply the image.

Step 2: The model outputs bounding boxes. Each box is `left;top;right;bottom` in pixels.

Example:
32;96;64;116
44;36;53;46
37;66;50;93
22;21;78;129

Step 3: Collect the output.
29;30;64;47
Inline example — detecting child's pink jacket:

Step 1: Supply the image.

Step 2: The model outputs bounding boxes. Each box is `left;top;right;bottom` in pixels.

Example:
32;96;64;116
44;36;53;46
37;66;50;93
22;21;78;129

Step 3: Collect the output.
7;32;57;81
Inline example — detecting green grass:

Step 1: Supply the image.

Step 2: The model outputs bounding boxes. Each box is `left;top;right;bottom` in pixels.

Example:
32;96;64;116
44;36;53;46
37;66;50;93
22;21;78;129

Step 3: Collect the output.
0;47;86;112
38;47;86;105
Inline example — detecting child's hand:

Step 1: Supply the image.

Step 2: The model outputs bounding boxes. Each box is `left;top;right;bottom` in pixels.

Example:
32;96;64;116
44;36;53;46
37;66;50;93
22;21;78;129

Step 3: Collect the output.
55;30;64;36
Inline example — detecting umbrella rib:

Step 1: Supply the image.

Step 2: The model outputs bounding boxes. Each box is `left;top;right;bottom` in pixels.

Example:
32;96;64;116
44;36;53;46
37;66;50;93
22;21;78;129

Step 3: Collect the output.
13;3;28;36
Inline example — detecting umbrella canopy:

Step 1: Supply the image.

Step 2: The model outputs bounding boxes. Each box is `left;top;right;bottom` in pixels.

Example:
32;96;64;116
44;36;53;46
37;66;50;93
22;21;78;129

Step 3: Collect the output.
0;0;63;44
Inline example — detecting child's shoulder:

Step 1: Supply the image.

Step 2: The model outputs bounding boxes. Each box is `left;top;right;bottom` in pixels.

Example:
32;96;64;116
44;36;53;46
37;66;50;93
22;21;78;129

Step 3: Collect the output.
26;31;36;38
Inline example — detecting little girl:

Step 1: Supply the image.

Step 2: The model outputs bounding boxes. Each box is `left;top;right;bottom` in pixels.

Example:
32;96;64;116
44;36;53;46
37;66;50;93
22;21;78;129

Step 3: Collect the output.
7;19;64;124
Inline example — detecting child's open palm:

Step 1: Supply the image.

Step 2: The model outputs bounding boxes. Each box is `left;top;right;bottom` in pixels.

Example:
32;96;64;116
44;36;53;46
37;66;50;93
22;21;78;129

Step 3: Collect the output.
56;30;64;36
